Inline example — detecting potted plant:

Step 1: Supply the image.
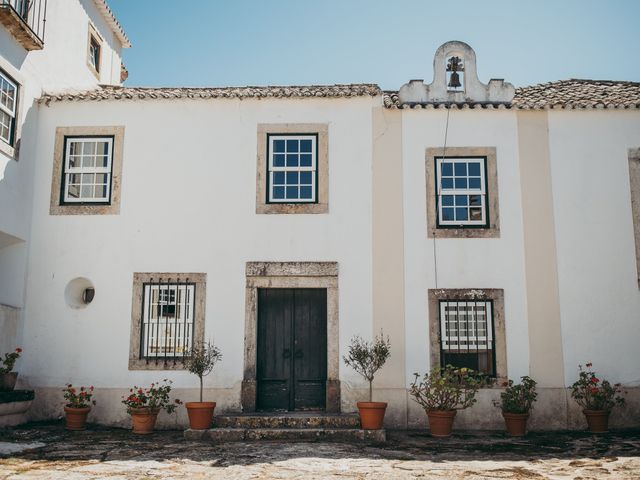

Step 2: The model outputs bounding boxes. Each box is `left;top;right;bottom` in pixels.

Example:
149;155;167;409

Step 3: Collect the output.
571;362;625;433
121;379;181;434
183;341;222;430
343;332;391;430
493;376;537;436
0;348;22;391
62;384;96;430
409;365;482;437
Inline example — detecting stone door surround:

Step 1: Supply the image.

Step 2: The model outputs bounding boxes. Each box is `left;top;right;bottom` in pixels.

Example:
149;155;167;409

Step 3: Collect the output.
242;261;340;412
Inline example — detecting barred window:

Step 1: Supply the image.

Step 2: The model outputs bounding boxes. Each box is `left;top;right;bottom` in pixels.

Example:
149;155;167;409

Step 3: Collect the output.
439;299;495;376
0;70;18;146
436;157;488;227
268;134;317;203
141;282;195;359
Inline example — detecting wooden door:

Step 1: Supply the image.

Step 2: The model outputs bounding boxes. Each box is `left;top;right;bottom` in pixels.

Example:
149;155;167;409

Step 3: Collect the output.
256;288;327;411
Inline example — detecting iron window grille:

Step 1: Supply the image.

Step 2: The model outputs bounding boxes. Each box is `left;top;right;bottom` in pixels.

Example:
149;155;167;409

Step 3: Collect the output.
140;280;195;362
435;156;488;227
0;70;18;146
439;299;496;377
61;136;113;204
267;134;317;203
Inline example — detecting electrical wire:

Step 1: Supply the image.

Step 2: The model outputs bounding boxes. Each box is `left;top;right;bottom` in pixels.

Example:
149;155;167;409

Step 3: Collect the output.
432;106;451;289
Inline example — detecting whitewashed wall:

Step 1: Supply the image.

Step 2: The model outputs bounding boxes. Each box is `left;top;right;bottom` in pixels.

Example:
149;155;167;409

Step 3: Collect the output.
548;110;640;387
22;97;374;401
401;109;530;384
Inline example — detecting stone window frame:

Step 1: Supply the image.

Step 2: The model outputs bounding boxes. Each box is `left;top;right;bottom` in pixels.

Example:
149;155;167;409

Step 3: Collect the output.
128;272;206;371
428;288;507;384
426;147;500;238
256;124;328;214
241;262;340;412
87;23;102;80
50;126;125;215
629;148;640;288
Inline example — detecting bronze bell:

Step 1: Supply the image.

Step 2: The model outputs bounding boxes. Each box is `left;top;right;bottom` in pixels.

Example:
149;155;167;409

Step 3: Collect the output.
448;71;461;89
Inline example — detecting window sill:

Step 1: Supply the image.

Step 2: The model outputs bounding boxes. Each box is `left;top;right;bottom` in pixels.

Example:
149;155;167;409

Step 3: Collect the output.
128;358;187;371
0;140;16;160
257;203;328;214
429;226;500;238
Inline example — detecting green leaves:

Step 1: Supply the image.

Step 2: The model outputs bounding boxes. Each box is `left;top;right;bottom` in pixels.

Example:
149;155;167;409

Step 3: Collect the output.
495;376;537;414
571;363;625;412
343;332;391;402
409;365;482;411
183;341;223;379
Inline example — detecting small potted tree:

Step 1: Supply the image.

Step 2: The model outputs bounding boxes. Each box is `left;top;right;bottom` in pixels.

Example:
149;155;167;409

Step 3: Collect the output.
122;379;181;434
494;376;537;436
0;348;22;391
183;341;222;430
409;365;482;437
62;384;96;430
343;332;391;430
571;362;625;433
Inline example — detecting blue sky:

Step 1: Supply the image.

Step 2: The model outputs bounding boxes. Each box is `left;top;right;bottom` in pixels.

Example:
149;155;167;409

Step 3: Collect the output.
108;0;640;89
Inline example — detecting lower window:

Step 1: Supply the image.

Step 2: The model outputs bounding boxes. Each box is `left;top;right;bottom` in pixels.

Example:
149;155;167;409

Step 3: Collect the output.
439;299;495;376
428;288;507;382
129;273;206;370
62;137;113;203
141;282;195;359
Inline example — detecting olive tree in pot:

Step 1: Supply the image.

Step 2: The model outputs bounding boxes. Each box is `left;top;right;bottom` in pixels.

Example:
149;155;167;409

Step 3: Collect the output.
343;332;391;430
183;341;222;430
493;376;537;436
409;365;482;437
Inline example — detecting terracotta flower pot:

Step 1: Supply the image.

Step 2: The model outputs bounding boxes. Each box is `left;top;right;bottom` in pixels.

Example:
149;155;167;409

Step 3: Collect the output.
356;401;387;430
185;401;216;430
426;409;457;437
64;406;91;430
0;372;18;391
502;412;529;437
583;409;610;433
129;407;160;434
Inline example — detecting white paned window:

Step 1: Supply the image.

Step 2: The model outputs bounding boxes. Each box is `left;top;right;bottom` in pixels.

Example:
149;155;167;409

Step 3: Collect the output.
141;283;195;359
268;134;317;203
0;71;18;146
436;157;487;226
62;137;113;203
439;300;495;376
89;35;101;72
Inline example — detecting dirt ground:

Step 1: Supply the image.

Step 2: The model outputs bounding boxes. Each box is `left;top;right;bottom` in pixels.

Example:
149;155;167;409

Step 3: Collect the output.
0;422;639;479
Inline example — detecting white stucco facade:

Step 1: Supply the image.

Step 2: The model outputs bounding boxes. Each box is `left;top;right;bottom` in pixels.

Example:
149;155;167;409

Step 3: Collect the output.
1;23;639;430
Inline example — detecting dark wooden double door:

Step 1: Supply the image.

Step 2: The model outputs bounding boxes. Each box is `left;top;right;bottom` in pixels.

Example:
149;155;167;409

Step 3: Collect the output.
257;288;327;411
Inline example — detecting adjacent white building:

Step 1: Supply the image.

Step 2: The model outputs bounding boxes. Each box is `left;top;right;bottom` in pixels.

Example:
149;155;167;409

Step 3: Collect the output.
1;2;639;430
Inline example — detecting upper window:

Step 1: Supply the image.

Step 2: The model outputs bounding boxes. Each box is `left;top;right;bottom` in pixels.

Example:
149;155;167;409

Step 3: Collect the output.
50;126;125;216
87;24;102;78
436;157;487;227
61;137;113;204
426;147;500;238
0;70;18;147
256;124;328;214
268;134;317;203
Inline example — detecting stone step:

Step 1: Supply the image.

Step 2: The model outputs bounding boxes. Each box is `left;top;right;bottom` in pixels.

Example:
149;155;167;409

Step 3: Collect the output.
185;427;385;443
213;413;361;430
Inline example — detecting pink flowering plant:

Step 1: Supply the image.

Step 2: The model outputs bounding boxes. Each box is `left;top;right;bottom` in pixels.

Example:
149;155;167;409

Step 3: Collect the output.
121;379;181;413
0;347;22;374
571;362;625;412
63;384;96;409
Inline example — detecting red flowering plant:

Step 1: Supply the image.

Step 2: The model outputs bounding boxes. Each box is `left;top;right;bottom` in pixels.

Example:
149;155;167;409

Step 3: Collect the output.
0;347;22;374
63;384;96;409
121;379;181;414
571;362;625;412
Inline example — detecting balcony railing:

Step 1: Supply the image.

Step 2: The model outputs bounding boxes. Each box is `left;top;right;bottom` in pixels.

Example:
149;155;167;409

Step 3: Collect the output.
0;0;47;50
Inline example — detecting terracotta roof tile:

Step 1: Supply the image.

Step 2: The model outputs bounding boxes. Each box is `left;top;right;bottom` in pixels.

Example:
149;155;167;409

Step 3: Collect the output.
40;80;640;110
39;84;382;105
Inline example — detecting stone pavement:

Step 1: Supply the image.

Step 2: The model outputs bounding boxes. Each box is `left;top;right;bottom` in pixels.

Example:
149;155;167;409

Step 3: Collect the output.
0;422;639;479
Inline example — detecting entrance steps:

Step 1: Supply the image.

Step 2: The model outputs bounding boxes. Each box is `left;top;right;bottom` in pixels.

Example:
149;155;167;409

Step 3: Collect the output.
184;412;386;443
